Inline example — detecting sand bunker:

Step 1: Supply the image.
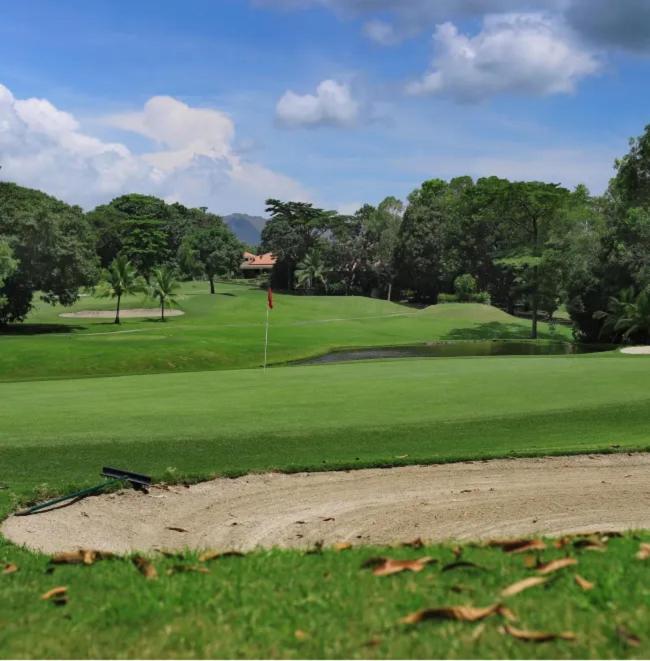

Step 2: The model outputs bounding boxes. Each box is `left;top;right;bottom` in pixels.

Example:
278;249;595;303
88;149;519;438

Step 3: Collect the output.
3;453;649;555
60;308;184;319
621;346;650;354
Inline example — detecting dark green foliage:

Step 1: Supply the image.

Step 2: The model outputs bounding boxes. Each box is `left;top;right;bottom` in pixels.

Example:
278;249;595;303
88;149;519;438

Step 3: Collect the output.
261;199;338;289
0;182;98;324
186;222;243;293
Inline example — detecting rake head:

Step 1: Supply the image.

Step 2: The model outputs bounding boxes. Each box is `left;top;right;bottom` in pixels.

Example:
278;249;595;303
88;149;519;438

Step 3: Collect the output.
101;466;152;490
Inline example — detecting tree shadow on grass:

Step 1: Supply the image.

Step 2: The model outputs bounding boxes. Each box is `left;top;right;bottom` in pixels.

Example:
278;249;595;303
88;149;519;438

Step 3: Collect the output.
0;323;85;336
443;321;562;341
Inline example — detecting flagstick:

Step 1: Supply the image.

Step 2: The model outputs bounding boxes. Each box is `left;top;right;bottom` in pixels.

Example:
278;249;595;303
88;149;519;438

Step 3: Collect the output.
263;305;270;372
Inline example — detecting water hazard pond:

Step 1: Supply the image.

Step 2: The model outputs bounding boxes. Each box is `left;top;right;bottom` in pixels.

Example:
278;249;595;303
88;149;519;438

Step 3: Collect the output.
294;341;615;365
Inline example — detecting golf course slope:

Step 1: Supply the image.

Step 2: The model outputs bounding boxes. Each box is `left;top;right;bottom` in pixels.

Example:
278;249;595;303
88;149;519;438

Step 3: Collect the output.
5;453;650;554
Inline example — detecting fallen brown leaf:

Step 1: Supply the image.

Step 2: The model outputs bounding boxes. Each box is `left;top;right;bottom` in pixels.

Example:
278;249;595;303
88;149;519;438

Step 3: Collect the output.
402;603;502;624
537;557;577;575
553;536;571;549
616;625;641;647
501;576;547;597
41;586;68;602
402;537;425;549
574;574;594;590
573;538;606;552
332;542;352;551
501;623;575;642
166;526;188;533
489;539;546;554
373;556;434;577
132;555;157;579
197;550;244;562
635;542;650;560
50;549;114;566
294;629;309;641
2;563;18;575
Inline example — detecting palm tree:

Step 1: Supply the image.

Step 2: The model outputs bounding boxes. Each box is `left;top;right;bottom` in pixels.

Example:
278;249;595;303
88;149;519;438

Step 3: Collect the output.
149;266;180;321
97;256;143;324
295;250;327;292
594;287;650;342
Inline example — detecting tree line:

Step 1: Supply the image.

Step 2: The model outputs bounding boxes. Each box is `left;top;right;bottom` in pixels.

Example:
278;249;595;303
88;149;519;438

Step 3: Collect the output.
260;127;650;343
1;124;650;341
0;188;244;324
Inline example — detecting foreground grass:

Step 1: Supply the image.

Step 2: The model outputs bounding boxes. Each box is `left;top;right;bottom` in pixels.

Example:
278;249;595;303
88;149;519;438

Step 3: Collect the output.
1;534;648;658
0;281;569;381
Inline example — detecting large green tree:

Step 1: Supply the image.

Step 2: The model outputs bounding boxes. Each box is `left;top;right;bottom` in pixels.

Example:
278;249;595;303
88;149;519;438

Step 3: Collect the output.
188;223;243;294
394;179;450;302
0;182;98;324
261;199;338;290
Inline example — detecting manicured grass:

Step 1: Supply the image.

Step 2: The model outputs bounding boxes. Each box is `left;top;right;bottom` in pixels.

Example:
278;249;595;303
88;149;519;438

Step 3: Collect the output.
0;281;570;381
2;352;649;509
1;534;648;658
1;288;648;659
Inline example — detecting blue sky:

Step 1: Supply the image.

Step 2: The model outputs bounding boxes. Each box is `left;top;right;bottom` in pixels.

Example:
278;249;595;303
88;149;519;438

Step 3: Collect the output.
1;0;650;215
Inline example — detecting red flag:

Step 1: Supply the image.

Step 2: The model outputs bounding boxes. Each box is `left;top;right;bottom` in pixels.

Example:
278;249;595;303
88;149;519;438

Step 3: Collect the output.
267;287;273;309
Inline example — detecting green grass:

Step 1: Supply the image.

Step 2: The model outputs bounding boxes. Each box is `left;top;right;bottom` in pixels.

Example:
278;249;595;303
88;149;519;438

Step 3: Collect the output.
0;281;570;381
1;535;648;658
1;285;648;658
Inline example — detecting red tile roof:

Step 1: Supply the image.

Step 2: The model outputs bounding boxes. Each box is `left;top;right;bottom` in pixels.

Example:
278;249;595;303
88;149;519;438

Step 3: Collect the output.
241;252;276;269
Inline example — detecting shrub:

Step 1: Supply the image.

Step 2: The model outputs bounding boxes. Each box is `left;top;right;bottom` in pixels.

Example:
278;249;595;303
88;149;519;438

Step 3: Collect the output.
454;273;478;301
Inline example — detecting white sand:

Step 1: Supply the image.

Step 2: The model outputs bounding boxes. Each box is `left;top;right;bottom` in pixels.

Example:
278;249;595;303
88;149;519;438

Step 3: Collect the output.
3;453;649;555
59;308;184;319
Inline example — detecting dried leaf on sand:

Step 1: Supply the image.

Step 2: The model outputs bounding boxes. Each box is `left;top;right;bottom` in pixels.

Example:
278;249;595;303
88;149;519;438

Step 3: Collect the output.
332;542;352;552
402;537;425;549
537;557;577;575
501;623;575;642
501;576;547;597
198;550;244;562
51;550;113;566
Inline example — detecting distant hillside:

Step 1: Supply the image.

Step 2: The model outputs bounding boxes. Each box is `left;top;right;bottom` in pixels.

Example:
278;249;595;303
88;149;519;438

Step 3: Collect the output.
224;213;267;246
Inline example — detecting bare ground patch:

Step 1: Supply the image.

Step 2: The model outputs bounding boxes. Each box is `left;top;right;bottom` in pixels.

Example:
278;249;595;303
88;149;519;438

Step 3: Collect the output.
3;453;649;555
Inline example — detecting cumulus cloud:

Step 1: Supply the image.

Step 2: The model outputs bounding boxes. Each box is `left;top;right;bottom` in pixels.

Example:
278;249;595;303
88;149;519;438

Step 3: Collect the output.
276;79;359;127
0;84;309;214
407;13;599;102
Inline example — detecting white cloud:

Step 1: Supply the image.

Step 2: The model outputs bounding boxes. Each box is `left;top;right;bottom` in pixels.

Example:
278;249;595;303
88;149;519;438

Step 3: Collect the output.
407;13;599;102
276;79;359;127
0;84;310;214
362;19;400;45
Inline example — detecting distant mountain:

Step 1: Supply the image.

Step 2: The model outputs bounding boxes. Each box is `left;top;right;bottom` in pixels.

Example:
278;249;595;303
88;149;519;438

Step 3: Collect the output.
224;213;267;246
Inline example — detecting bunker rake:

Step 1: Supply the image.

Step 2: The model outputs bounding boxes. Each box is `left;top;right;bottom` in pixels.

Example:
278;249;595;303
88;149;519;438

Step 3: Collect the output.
16;466;152;516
